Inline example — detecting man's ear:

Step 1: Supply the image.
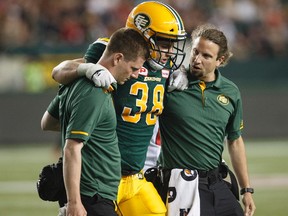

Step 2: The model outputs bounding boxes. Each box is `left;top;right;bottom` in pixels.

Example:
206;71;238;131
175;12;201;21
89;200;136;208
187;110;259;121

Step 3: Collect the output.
113;53;124;66
216;55;225;67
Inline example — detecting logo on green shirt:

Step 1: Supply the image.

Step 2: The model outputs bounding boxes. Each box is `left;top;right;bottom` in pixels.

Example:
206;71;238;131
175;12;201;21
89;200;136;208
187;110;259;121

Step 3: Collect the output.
217;94;229;105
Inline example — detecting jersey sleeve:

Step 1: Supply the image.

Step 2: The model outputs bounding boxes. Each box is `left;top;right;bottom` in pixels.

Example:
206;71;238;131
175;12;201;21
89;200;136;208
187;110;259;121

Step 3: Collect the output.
226;92;243;141
84;37;109;63
47;95;60;120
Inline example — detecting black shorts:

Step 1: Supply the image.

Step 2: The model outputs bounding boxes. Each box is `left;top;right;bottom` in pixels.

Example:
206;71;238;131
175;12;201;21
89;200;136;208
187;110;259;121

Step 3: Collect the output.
81;193;117;216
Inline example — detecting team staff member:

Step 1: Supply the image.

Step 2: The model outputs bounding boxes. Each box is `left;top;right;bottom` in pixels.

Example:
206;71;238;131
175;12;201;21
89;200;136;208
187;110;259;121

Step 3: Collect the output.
41;27;149;216
159;24;256;216
50;2;187;215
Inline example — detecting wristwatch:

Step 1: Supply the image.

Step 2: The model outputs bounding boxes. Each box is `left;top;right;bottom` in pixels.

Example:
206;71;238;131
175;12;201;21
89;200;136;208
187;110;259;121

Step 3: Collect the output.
240;187;254;195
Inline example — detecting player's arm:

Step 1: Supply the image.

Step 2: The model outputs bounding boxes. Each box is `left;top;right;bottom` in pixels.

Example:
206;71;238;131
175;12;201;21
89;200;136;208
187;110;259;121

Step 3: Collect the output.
52;58;116;89
63;138;86;215
228;136;256;216
41;111;60;131
52;38;114;88
52;58;85;85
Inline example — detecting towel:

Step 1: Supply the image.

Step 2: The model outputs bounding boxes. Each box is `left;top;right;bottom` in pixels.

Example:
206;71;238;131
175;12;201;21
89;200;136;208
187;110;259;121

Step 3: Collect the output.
167;169;200;216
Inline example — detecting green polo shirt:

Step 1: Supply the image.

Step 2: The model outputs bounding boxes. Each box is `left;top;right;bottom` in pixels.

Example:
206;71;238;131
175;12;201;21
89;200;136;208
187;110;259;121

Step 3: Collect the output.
47;78;121;201
159;69;243;171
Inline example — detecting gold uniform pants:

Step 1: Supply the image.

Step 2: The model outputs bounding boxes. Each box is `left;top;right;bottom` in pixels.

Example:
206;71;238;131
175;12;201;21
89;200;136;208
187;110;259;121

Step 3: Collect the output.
116;172;166;216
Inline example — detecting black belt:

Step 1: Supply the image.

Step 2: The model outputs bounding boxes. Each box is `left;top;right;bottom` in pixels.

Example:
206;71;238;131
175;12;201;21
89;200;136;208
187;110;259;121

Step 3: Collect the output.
198;167;221;185
121;170;140;176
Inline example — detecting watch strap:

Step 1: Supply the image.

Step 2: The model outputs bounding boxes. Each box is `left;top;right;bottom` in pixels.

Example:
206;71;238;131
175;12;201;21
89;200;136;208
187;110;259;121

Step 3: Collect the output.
240;187;254;195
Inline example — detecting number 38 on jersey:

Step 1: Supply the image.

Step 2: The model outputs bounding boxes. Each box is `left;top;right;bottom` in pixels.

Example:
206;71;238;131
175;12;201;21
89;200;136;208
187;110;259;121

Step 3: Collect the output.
121;81;164;126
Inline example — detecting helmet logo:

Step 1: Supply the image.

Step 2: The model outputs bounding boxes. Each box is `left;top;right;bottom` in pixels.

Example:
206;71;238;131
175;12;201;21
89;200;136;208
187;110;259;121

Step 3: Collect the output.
134;13;150;29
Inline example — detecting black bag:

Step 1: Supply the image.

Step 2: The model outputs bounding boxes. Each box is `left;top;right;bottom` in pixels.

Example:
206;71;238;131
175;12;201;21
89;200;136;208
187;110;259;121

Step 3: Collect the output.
144;166;171;203
36;157;66;202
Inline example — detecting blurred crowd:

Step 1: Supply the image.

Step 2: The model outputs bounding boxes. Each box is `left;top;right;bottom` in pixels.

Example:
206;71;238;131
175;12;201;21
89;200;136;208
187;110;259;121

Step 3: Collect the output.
1;0;288;60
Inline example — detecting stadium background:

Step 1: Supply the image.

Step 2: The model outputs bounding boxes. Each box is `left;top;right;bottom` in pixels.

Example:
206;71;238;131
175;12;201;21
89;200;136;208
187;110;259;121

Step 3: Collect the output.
0;0;287;215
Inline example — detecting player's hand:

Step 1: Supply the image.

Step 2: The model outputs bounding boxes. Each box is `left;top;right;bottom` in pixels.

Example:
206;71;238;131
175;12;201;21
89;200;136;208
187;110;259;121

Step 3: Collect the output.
167;65;188;92
77;63;116;89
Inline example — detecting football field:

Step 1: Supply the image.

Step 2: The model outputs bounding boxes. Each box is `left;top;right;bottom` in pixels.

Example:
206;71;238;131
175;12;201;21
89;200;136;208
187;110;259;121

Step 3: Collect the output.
0;140;287;216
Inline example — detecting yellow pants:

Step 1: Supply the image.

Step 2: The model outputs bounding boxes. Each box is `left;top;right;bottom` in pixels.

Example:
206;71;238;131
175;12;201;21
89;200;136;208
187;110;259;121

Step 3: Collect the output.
116;172;166;216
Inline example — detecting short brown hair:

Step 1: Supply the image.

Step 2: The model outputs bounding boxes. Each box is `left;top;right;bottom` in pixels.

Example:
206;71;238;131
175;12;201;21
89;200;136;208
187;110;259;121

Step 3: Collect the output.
191;24;233;67
106;27;150;62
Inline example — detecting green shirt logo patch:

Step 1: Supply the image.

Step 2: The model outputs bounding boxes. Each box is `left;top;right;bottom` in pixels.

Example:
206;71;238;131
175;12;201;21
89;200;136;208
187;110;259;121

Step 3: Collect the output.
217;94;229;105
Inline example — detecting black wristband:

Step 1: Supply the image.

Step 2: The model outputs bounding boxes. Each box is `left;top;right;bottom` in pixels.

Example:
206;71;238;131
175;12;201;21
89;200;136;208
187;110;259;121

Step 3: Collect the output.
240;187;254;195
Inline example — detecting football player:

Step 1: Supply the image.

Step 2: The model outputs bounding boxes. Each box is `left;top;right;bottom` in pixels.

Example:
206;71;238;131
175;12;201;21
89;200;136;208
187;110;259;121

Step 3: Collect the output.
51;2;187;215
